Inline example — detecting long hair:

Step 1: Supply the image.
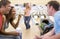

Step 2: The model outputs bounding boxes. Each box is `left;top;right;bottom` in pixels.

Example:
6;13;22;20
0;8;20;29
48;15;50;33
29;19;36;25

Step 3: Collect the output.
8;6;14;15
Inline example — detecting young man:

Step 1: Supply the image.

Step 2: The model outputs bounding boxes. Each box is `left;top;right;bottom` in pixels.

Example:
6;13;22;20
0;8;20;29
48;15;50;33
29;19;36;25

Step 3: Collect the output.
0;0;11;32
35;1;60;39
0;0;11;30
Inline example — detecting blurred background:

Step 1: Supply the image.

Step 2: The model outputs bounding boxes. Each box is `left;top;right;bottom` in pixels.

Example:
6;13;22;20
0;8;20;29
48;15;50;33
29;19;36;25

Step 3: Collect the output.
2;0;59;39
9;0;60;5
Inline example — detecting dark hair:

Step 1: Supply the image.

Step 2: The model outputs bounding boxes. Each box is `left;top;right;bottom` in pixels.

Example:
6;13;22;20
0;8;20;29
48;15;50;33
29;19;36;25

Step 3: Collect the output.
9;6;14;15
0;0;11;8
47;1;59;11
0;1;2;8
9;6;15;22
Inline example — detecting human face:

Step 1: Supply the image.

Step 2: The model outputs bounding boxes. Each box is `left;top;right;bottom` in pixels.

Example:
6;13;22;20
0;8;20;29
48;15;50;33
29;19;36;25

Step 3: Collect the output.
25;3;30;8
11;8;16;19
47;4;53;16
5;3;11;14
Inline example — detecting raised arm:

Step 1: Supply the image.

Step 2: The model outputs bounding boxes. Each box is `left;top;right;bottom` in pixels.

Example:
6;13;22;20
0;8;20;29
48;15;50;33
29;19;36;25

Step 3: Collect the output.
10;14;21;29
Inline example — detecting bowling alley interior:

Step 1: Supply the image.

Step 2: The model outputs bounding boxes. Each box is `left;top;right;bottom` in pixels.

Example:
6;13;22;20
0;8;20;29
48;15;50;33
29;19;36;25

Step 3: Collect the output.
0;0;60;39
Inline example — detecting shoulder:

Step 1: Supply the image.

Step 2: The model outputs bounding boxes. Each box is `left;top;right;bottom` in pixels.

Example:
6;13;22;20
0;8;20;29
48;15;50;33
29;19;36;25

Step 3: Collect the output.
54;11;60;18
2;15;6;22
54;11;60;16
2;15;6;19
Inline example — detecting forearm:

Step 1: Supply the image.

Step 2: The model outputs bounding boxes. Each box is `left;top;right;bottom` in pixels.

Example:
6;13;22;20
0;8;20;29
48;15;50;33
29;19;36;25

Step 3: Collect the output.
13;18;20;29
16;15;21;26
11;15;21;29
0;30;18;36
15;18;20;28
50;33;60;39
0;30;12;35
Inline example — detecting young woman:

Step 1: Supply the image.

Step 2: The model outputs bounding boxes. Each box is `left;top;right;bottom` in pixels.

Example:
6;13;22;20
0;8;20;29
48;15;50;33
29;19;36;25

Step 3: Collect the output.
24;3;31;29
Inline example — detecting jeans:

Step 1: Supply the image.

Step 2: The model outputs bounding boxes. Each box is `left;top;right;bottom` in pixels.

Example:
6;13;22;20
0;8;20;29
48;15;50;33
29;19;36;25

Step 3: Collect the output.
24;16;31;29
0;35;17;39
0;34;22;39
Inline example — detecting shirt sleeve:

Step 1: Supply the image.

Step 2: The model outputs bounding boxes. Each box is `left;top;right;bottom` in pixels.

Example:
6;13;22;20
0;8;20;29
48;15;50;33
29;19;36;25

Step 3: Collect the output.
54;14;60;26
0;15;2;30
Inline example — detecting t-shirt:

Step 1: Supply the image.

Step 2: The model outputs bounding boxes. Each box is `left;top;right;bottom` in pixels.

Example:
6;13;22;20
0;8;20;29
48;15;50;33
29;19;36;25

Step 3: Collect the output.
54;11;60;34
0;13;3;30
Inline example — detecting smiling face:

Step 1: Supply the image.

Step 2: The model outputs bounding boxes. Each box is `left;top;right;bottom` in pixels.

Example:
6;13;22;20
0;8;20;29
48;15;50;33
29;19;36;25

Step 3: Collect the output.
0;2;11;14
1;0;11;14
6;7;16;19
11;8;16;19
4;3;11;14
